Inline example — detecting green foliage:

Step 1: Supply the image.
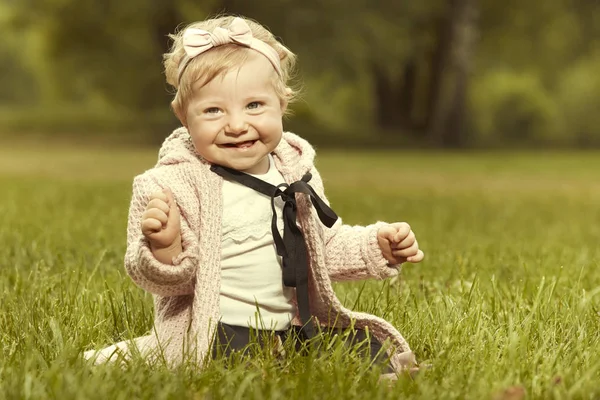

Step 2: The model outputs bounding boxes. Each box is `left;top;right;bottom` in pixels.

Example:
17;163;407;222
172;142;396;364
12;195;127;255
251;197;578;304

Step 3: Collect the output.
469;70;559;146
555;53;600;146
0;0;599;146
278;0;441;78
297;72;373;132
477;0;585;73
2;147;600;398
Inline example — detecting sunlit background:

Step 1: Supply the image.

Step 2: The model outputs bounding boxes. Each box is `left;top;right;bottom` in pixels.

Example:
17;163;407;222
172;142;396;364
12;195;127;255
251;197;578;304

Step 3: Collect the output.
3;2;600;398
1;0;598;148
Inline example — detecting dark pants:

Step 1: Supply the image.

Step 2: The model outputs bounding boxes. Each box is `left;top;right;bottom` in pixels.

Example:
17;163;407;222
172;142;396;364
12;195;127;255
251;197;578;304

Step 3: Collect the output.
212;322;394;373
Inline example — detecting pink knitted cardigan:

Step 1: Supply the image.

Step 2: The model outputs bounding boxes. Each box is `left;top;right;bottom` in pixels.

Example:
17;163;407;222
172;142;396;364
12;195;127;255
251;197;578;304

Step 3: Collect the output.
85;128;416;371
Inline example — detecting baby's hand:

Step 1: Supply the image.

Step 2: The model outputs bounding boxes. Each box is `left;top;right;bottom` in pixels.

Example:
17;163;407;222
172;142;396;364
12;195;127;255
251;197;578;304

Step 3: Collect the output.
141;188;181;250
377;222;424;264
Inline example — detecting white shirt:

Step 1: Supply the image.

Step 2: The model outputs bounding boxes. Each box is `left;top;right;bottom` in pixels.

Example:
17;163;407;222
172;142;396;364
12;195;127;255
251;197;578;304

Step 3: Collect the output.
219;155;296;330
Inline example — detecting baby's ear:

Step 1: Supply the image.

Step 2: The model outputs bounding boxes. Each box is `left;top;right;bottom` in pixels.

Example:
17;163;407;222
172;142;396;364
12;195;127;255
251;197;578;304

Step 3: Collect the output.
171;100;187;127
280;87;293;112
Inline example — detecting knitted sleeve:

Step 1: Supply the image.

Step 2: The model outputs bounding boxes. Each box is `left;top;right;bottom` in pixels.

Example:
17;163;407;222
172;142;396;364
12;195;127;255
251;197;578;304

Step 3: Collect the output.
124;172;198;296
308;166;401;282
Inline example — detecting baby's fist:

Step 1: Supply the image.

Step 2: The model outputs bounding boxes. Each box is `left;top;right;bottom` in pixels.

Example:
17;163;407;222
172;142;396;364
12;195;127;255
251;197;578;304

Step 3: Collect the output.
377;222;424;264
141;188;181;249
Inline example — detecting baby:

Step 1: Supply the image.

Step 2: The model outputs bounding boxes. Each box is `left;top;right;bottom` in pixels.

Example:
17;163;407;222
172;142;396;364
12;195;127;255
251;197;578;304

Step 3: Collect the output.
85;15;424;377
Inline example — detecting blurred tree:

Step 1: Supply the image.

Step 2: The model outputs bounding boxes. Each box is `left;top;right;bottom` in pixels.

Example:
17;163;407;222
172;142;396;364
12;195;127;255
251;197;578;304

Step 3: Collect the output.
428;0;478;147
218;0;482;146
2;0;211;112
469;0;600;145
0;3;39;106
211;0;470;144
1;0;598;146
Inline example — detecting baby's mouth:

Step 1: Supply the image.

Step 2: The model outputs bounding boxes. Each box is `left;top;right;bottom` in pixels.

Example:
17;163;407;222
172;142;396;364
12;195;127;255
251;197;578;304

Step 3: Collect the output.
222;140;257;149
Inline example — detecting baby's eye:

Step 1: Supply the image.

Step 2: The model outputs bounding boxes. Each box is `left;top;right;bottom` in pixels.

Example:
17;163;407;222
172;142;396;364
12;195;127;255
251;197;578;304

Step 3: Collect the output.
247;101;263;110
204;107;221;114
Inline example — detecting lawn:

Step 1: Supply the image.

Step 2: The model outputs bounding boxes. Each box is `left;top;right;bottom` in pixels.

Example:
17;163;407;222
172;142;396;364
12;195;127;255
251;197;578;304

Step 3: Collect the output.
1;143;599;399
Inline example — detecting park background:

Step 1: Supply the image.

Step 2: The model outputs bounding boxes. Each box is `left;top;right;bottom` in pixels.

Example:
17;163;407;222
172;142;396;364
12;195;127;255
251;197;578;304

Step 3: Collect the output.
1;0;599;148
1;1;600;399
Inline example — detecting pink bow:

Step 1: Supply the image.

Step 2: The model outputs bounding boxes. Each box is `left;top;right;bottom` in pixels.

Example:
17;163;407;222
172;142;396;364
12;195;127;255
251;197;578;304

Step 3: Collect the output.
180;17;281;77
183;18;253;57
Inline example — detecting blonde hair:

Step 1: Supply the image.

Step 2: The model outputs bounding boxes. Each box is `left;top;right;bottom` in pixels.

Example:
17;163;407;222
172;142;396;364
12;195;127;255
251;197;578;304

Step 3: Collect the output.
163;15;298;123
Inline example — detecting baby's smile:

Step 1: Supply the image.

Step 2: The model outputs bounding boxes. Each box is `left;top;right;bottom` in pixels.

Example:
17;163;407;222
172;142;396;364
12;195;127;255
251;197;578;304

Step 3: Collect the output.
219;140;258;150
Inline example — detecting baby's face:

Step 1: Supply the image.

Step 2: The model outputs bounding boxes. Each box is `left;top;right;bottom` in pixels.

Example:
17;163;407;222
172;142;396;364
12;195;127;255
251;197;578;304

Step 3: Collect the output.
185;53;285;175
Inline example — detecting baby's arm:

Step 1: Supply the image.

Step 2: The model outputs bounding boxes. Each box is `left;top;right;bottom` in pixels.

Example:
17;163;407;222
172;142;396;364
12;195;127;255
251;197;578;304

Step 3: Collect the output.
307;167;400;282
324;219;400;282
124;173;198;297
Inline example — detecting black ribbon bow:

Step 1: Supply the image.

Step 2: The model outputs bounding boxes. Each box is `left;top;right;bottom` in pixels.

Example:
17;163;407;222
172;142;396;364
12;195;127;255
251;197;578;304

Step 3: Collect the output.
210;164;338;337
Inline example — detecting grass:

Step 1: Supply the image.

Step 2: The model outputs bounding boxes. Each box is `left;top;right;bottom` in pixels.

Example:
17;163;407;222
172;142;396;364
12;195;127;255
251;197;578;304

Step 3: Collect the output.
1;143;600;399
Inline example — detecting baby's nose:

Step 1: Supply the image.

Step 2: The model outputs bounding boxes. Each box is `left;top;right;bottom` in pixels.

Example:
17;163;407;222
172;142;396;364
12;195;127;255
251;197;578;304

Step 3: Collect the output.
225;113;248;134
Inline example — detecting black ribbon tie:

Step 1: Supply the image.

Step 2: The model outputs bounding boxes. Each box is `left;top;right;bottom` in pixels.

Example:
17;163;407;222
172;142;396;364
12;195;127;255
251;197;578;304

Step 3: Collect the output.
210;164;338;337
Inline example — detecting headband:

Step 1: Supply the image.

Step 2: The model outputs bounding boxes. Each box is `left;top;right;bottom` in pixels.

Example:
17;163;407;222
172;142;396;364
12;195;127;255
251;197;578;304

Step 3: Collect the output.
177;17;282;84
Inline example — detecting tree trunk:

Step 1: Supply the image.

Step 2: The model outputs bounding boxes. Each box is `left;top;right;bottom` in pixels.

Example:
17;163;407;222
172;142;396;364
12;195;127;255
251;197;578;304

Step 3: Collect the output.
398;58;418;130
372;63;398;129
427;0;478;147
371;60;418;132
425;14;454;134
137;0;179;112
153;3;179;57
148;0;181;139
